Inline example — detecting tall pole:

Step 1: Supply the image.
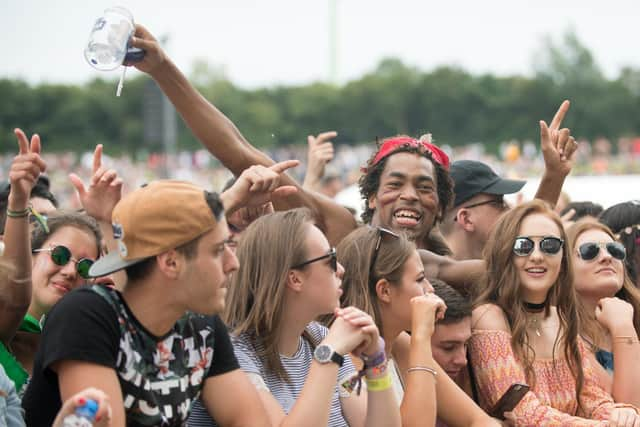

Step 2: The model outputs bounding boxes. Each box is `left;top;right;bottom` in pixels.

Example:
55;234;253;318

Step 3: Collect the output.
329;0;338;84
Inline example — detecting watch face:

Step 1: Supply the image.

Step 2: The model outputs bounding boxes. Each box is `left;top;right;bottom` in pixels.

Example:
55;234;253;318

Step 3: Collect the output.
315;345;332;362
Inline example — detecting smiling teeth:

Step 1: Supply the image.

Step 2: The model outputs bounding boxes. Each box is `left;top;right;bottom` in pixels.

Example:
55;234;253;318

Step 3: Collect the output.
526;268;546;273
394;210;421;219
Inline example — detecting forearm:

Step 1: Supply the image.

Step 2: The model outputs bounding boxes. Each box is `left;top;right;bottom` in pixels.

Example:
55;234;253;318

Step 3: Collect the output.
0;197;33;343
149;59;265;176
611;328;640;407
534;171;567;208
400;336;437;427
365;380;401;427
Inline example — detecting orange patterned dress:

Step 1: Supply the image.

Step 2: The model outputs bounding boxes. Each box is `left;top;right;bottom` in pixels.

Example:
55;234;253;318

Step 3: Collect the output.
468;329;634;426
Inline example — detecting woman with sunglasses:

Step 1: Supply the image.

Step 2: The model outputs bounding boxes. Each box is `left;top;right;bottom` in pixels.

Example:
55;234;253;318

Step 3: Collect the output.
188;208;400;427
0;130;102;394
568;221;640;407
470;200;639;425
335;226;501;427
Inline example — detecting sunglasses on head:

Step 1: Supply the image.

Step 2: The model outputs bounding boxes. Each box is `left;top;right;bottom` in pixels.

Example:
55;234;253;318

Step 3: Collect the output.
292;247;337;272
513;236;564;257
32;245;95;279
369;227;400;285
577;241;626;262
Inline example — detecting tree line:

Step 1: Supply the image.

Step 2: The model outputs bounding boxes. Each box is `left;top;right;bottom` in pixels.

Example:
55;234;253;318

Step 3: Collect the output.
1;31;639;155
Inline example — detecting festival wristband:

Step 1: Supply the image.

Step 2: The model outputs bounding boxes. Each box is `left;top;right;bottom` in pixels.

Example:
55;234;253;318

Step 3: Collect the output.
365;373;392;392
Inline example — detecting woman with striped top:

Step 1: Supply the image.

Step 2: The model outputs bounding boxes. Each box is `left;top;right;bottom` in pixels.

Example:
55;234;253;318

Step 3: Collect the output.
189;208;400;427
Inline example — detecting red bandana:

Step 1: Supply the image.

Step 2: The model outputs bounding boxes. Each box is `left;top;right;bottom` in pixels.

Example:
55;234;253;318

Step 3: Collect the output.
371;136;450;170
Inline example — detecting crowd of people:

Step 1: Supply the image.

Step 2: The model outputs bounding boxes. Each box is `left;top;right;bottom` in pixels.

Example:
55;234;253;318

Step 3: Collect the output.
1;23;640;427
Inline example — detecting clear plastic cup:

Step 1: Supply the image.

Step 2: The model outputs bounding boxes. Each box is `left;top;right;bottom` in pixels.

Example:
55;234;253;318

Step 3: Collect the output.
84;7;135;71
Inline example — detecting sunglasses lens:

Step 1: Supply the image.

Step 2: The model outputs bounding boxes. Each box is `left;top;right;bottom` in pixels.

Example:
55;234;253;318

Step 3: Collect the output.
513;238;534;256
77;259;94;279
541;238;563;254
50;246;72;266
607;243;626;261
578;243;600;261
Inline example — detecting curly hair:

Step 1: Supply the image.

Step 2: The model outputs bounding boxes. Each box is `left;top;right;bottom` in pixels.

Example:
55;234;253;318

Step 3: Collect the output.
358;136;454;229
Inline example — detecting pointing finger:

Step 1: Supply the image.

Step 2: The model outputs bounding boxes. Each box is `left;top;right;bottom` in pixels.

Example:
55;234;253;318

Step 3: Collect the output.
549;100;570;130
30;134;42;155
270;159;300;174
14;128;29;154
93;144;103;174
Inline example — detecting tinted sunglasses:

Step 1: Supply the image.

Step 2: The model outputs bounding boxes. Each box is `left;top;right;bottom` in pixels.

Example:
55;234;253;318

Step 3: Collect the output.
513;236;564;257
369;227;400;285
577;242;626;262
292;247;337;272
32;245;94;279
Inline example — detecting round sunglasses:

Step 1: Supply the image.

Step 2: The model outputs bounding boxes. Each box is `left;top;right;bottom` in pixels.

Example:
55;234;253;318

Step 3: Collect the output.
32;245;95;279
513;236;564;257
577;241;626;262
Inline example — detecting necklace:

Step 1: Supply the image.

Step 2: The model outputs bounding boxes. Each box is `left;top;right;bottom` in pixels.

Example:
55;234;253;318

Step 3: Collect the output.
523;301;545;312
528;316;542;337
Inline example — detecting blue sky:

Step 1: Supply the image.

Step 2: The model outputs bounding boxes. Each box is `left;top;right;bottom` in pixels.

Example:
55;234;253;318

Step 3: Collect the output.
2;0;638;87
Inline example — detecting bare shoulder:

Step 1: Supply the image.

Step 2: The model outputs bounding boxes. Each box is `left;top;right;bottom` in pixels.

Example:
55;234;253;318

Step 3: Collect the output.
471;303;510;332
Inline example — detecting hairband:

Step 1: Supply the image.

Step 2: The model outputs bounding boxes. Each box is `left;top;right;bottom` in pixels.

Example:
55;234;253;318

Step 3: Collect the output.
366;135;450;171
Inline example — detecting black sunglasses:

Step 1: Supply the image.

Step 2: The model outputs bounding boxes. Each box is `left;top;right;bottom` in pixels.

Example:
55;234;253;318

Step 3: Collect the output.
369;227;400;285
292;247;337;272
577;242;626;262
32;245;95;279
463;197;507;210
513;236;564;257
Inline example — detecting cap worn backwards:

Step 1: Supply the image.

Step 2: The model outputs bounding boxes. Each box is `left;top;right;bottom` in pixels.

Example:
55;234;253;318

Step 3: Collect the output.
89;180;220;277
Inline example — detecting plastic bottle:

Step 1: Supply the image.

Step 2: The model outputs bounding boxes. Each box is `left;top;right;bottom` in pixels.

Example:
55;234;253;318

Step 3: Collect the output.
61;399;98;427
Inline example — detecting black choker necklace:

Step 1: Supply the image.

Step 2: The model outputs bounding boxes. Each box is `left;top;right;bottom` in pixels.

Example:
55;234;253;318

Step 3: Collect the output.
523;301;546;312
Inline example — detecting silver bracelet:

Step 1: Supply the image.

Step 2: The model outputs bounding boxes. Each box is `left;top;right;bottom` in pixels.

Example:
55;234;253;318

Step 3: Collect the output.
407;366;437;377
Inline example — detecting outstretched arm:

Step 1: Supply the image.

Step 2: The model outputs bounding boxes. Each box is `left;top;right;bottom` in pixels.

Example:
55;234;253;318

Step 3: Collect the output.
128;25;356;246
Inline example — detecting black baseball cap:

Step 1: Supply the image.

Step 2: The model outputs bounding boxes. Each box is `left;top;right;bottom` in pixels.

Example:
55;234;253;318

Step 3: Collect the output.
450;160;526;207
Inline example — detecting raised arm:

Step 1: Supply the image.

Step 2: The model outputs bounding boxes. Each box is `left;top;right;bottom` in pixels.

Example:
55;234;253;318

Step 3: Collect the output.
128;25;356;246
419;249;484;295
0;129;46;345
534;100;578;208
302;131;337;192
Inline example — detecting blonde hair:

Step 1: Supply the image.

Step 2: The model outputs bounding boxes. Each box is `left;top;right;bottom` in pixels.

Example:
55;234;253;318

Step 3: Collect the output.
224;208;316;382
473;200;585;408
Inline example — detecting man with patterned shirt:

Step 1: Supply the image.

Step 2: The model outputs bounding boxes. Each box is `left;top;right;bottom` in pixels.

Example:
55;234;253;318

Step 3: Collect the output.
23;180;273;426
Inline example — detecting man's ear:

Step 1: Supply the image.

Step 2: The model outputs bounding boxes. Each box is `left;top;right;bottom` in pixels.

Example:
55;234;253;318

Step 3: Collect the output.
456;209;475;232
368;195;377;211
156;250;181;279
375;278;392;304
286;269;304;293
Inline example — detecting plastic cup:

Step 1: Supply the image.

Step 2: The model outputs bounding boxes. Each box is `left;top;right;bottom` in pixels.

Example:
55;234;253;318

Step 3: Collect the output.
84;7;135;71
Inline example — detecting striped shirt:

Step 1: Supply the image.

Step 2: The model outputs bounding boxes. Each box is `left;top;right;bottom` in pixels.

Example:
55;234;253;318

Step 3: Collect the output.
188;322;355;427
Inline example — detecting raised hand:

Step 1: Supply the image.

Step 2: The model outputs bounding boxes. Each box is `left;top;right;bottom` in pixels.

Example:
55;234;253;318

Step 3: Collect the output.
125;24;167;75
334;306;381;357
69;144;123;223
539;100;578;177
303;131;337;191
222;160;299;213
410;292;447;340
595;297;636;336
8;128;46;208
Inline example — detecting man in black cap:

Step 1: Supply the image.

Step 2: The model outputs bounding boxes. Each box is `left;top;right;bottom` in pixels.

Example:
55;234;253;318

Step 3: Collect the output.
440;160;526;260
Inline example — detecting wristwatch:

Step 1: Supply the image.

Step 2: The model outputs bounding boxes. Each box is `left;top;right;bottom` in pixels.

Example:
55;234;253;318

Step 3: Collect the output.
313;344;344;367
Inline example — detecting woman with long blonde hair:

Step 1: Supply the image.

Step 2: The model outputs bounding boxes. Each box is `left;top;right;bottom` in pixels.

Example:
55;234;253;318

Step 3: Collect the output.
470;200;639;425
568;220;640;407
